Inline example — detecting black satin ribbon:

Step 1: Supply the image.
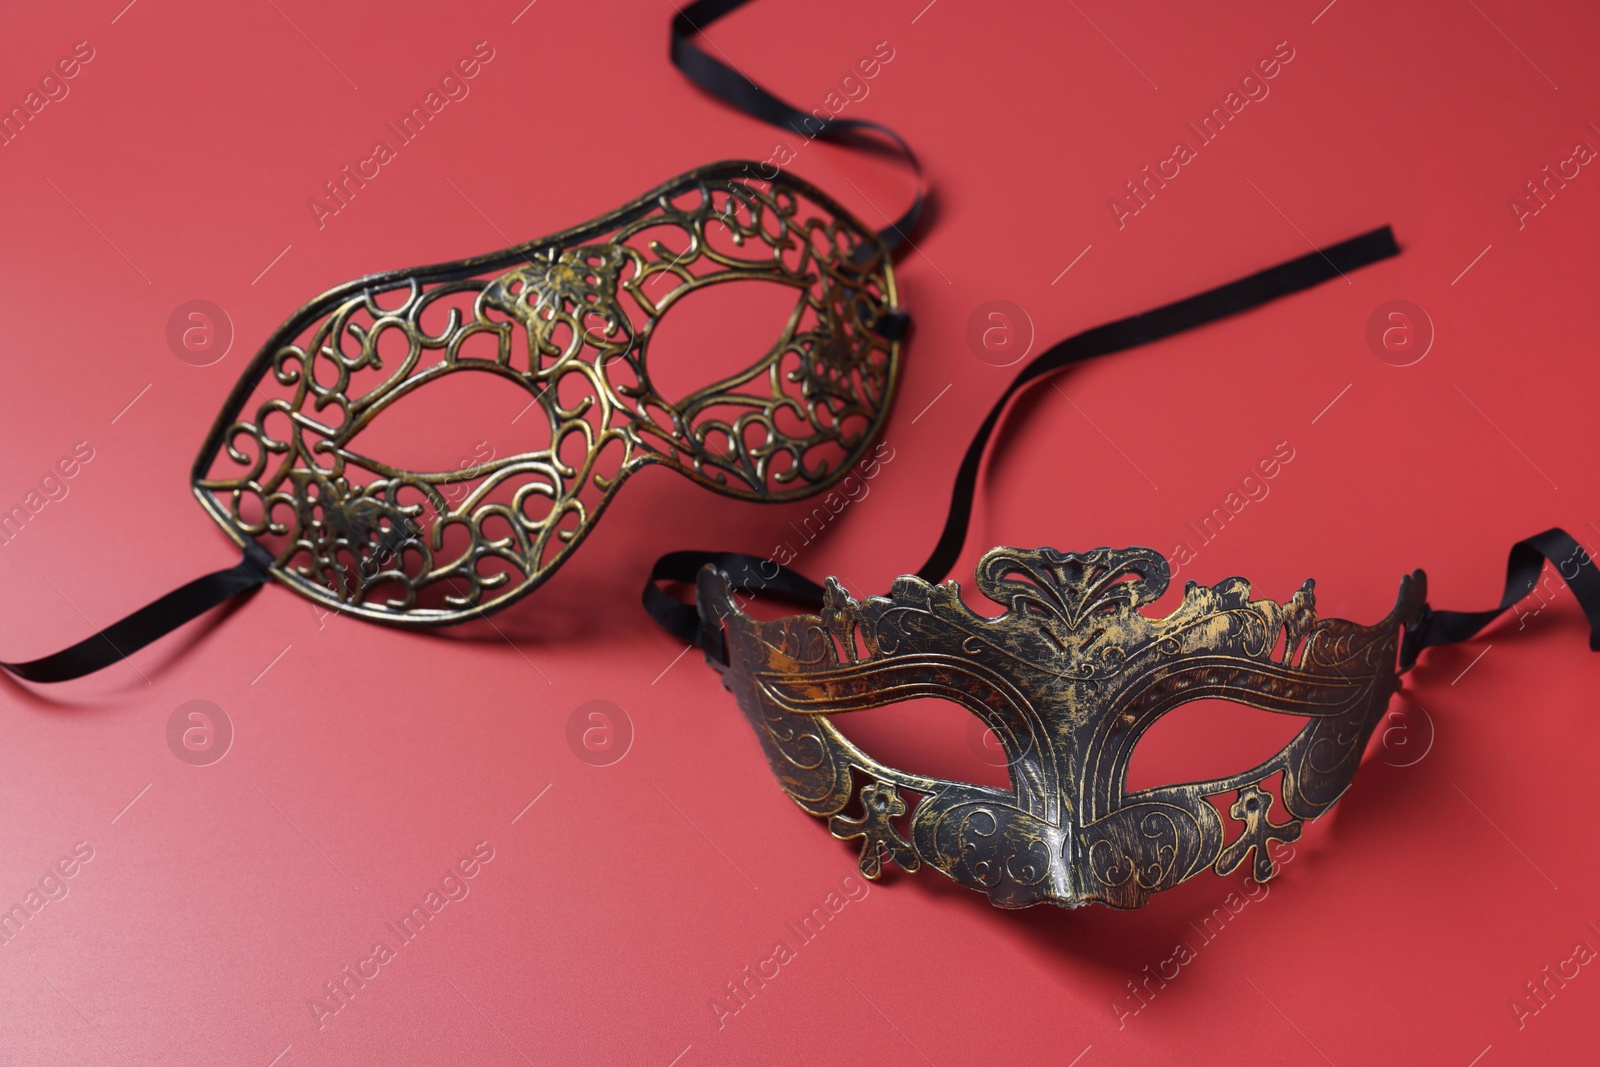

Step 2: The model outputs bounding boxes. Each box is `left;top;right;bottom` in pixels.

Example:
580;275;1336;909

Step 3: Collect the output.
643;549;826;664
1;542;273;684
645;227;1402;655
1399;528;1600;672
914;227;1397;585
671;0;925;250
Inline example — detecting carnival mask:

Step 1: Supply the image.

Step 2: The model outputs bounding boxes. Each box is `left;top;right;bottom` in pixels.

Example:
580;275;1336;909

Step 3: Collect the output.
195;163;900;625
696;547;1422;909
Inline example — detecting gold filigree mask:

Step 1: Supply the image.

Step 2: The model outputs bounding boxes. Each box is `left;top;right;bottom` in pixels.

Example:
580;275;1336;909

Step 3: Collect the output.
696;547;1425;909
193;163;901;625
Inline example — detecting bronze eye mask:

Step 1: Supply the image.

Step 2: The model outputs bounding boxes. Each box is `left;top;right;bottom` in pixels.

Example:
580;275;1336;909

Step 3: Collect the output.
194;163;900;625
695;547;1422;910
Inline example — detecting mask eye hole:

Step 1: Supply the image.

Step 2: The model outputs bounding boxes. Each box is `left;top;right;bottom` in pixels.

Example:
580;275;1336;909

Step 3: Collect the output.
344;366;551;477
642;277;804;404
1125;699;1308;795
830;697;1013;791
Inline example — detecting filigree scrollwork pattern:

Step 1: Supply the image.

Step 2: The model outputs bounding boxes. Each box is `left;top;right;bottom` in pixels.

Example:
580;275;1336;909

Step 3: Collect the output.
192;162;900;624
704;546;1425;909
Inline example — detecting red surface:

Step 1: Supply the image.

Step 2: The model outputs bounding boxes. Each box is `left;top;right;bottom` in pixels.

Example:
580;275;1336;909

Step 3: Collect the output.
2;1;1598;1063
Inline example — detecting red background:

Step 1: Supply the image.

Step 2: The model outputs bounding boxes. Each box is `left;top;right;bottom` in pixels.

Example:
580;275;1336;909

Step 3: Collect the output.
2;1;1598;1063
